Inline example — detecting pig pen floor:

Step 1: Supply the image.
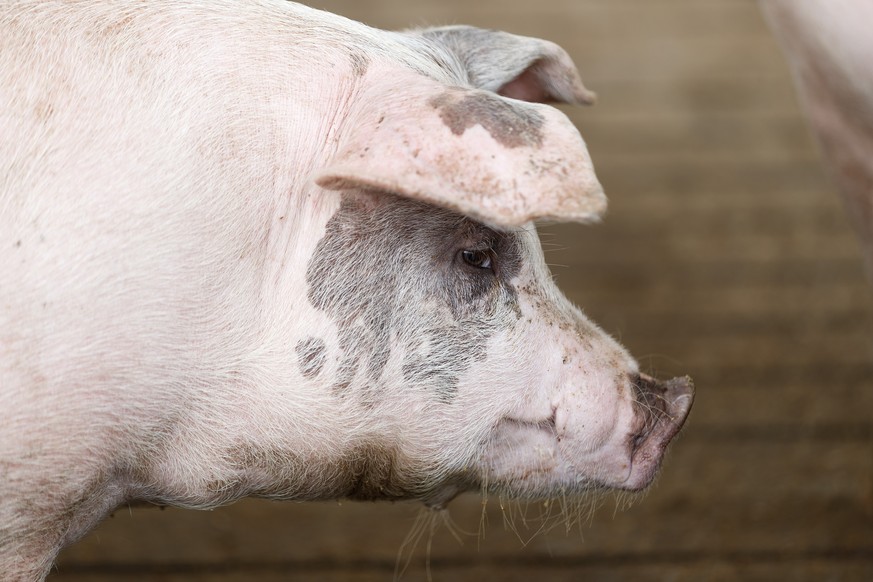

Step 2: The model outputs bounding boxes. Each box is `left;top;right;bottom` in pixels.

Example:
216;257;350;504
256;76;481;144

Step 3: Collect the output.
50;0;873;581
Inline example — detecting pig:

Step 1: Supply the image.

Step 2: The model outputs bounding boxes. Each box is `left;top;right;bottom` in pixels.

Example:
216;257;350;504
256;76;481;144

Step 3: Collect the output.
759;0;873;279
0;1;694;579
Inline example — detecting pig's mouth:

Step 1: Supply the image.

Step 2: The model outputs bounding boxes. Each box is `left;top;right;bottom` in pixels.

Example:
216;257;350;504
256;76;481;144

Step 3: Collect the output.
621;374;694;490
479;374;694;497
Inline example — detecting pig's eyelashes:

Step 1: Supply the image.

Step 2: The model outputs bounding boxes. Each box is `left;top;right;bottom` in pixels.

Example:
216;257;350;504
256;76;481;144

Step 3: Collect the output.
460;249;493;271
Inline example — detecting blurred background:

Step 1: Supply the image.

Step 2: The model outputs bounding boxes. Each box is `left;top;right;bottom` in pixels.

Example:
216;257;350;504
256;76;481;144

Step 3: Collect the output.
52;0;873;580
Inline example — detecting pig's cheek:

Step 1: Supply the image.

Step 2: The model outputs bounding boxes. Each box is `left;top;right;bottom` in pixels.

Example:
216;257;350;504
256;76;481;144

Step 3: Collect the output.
477;289;636;488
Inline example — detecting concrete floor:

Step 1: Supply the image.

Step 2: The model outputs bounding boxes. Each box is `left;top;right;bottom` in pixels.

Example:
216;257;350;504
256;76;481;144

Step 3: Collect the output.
50;0;873;580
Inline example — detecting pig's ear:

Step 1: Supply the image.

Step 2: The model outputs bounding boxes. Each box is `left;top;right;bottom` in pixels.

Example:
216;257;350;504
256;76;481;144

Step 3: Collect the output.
414;25;596;105
313;70;606;228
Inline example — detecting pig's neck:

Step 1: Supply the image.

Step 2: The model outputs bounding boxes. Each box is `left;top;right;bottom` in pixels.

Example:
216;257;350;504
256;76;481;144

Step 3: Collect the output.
122;180;368;509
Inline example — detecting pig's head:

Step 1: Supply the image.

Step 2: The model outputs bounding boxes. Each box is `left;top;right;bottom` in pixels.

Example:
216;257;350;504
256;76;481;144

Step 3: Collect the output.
289;26;693;508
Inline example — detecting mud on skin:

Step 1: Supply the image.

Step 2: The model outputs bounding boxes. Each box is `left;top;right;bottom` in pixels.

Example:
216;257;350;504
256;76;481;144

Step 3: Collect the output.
429;89;545;148
305;193;523;402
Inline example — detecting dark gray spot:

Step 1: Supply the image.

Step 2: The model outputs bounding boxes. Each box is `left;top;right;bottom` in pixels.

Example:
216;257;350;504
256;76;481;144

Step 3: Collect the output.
334;325;368;397
401;325;490;403
349;52;370;77
429;90;545;148
296;337;326;379
306;195;523;402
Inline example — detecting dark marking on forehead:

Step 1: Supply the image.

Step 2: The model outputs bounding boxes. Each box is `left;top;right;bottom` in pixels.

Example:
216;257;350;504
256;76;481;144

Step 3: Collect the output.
306;194;525;402
349;52;370;77
429;90;545;148
295;337;326;379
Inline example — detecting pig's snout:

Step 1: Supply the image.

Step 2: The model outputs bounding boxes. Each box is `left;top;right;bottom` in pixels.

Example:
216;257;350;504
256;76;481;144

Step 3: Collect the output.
623;373;695;490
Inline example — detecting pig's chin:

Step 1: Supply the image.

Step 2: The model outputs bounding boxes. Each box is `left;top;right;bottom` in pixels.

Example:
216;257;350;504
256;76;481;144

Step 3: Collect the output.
479;377;694;497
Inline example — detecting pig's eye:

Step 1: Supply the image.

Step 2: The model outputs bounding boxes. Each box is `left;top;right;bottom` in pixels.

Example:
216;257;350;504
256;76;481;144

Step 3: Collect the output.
460;249;493;270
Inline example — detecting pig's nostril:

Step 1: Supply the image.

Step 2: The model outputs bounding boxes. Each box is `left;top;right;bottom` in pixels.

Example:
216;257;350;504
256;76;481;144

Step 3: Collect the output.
632;432;647;452
630;373;669;418
629;414;654;452
629;373;672;453
628;374;695;456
